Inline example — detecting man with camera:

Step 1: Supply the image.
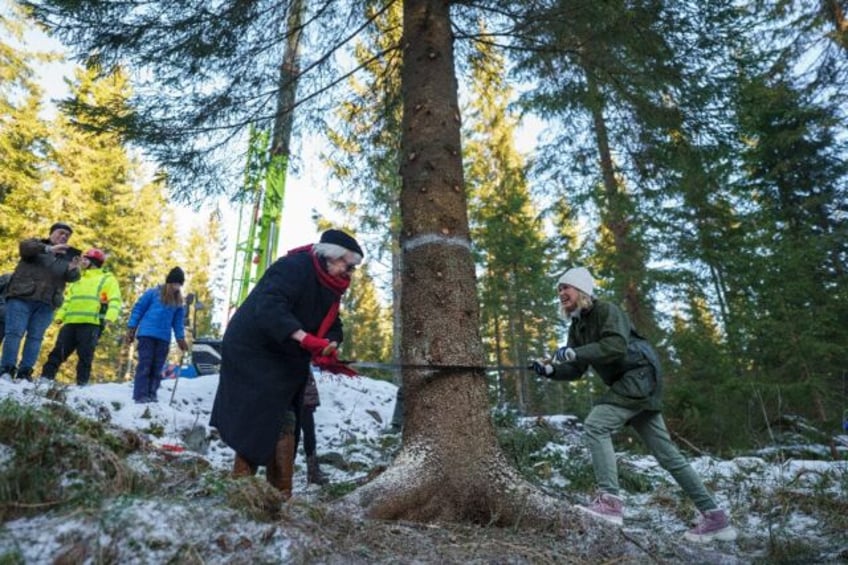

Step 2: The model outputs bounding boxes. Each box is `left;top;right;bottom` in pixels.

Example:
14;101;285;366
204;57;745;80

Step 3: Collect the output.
0;222;81;382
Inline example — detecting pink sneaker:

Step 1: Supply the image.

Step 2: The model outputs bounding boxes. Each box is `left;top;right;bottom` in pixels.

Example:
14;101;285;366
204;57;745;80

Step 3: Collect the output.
684;509;737;543
575;493;624;526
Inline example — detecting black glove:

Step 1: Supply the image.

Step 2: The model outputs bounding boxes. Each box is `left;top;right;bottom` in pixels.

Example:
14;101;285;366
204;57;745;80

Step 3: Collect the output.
530;360;554;377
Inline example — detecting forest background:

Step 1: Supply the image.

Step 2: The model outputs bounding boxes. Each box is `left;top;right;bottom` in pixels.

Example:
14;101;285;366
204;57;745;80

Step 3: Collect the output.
1;0;846;458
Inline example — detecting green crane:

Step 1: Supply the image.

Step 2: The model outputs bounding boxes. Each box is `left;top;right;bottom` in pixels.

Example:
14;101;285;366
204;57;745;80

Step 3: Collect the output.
228;0;305;316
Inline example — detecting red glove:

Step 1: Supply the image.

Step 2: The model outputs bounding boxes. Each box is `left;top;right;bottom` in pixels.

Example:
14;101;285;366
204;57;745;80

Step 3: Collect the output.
300;334;336;356
312;354;358;377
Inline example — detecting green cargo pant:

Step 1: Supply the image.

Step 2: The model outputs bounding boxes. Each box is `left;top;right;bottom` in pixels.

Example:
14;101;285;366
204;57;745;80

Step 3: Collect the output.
583;403;717;512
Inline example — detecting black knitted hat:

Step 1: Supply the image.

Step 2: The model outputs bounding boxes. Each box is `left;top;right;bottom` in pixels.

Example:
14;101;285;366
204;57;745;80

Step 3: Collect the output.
166;267;185;285
49;222;73;235
320;229;363;256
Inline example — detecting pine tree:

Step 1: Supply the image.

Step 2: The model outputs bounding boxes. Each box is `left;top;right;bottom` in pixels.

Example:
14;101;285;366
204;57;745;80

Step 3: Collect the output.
0;7;52;267
340;263;391;368
730;71;848;426
350;0;572;529
463;35;555;413
179;208;227;340
17;0;393;197
41;65;180;380
323;1;404;377
509;0;683;337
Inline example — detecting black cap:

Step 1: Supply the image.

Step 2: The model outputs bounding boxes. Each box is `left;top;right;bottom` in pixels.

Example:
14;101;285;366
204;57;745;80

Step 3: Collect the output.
320;229;363;256
49;222;73;235
166;267;185;285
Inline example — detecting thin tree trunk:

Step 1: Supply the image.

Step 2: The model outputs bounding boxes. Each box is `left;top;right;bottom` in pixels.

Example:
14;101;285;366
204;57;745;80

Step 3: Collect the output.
586;76;654;333
825;0;848;51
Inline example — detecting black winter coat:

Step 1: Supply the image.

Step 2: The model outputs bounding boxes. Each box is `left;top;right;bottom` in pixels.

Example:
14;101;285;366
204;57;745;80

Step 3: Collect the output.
210;251;343;466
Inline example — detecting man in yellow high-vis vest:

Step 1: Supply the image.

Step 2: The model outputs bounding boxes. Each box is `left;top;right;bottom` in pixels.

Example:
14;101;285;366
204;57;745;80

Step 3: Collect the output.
40;248;122;385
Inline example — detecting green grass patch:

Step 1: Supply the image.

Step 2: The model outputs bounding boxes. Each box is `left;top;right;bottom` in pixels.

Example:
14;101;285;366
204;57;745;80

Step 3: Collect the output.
0;397;152;522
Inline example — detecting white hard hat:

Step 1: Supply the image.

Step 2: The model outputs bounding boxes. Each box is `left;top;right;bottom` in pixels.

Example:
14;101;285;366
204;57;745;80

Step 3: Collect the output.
557;267;595;297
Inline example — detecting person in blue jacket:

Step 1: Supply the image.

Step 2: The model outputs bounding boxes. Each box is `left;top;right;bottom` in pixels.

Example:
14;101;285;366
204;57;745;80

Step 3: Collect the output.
126;267;188;403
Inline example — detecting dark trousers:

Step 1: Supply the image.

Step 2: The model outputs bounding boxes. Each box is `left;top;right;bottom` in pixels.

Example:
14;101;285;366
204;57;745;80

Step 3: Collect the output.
42;323;101;385
132;337;169;402
301;407;317;457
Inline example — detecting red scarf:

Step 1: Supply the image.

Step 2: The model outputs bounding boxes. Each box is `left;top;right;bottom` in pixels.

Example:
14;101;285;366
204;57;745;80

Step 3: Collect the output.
287;244;350;338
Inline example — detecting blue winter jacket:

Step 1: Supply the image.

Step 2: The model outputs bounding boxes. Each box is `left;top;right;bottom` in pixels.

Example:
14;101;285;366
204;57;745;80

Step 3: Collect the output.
127;286;186;342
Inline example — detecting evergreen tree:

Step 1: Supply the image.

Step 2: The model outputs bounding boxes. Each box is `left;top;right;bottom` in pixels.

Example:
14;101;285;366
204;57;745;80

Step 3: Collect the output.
323;0;404;376
340;263;391;369
463;36;554;413
664;289;743;451
207;207;229;337
0;6;52;267
183;221;218;340
509;0;683;336
752;0;848;97
17;0;395;197
730;71;848;426
352;0;571;529
39;65;174;380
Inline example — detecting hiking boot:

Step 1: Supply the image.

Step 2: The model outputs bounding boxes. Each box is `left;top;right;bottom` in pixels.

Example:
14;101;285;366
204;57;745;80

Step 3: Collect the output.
684;509;737;543
575;492;624;526
1;366;17;381
16;367;33;382
307;455;329;485
233;453;258;478
266;433;295;499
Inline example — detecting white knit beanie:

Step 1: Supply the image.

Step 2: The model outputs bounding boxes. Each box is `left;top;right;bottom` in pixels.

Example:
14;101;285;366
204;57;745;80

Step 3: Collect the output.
557;267;595;297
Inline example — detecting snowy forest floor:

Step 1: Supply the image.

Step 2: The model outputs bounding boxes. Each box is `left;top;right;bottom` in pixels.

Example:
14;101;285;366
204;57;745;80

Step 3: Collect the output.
0;373;846;564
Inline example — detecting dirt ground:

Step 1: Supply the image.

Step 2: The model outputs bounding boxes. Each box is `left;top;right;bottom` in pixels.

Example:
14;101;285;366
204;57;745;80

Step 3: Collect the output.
265;500;744;565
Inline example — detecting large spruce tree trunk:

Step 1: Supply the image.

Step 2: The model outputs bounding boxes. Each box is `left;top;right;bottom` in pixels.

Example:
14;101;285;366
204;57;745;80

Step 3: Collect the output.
348;0;563;527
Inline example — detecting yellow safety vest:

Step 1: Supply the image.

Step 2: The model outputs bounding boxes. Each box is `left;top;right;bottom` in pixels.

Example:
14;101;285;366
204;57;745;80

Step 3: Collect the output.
55;268;123;325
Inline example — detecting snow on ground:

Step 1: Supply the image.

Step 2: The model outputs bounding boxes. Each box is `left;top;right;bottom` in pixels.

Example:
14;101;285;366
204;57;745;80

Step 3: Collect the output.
0;369;398;477
0;370;399;563
1;370;847;562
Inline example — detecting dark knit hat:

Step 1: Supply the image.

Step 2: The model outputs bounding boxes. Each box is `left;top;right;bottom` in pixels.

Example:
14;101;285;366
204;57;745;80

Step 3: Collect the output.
49;222;73;235
320;229;363;257
166;267;185;285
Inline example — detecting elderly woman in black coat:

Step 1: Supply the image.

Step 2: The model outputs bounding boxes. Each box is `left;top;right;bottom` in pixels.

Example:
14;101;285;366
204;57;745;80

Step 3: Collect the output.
210;229;362;497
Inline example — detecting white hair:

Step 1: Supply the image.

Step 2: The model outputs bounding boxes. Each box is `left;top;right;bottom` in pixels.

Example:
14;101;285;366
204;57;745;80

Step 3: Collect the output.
313;242;363;264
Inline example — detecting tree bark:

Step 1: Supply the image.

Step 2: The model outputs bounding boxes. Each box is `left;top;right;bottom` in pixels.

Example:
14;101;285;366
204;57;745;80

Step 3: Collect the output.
347;0;565;528
586;75;655;335
825;0;848;51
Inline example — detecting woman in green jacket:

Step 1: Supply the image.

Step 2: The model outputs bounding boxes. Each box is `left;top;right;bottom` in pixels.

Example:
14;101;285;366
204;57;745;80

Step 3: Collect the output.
532;267;736;543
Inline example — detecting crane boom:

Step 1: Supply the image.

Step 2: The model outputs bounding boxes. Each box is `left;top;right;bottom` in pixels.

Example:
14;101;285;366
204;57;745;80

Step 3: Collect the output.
227;0;304;316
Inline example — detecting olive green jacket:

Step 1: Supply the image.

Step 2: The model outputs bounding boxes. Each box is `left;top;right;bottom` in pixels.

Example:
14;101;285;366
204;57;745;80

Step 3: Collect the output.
550;300;663;411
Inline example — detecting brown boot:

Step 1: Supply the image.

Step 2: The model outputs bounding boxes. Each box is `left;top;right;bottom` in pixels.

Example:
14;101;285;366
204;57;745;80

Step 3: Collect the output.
266;433;295;499
233;453;257;478
307;455;329;485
